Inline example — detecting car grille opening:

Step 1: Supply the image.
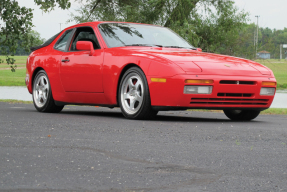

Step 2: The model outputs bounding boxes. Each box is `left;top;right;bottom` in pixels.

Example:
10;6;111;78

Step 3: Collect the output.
219;80;256;85
190;98;269;106
217;93;253;97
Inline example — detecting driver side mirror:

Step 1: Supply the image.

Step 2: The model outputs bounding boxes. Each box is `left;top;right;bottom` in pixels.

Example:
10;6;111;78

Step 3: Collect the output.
76;41;95;56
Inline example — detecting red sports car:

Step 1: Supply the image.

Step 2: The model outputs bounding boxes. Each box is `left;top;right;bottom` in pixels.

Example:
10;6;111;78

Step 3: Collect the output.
26;21;276;120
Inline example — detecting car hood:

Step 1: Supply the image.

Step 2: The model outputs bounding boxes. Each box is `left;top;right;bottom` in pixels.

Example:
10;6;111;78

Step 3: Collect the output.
140;49;271;76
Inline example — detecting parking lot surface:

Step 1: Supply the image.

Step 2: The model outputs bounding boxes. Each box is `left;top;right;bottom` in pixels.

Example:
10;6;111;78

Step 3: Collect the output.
0;102;286;191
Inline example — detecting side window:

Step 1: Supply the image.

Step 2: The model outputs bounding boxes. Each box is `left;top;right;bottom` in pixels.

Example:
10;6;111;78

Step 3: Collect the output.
54;29;73;51
70;27;100;51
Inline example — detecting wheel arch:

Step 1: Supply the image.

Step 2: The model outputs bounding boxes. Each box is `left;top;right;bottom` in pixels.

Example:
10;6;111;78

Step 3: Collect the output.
31;67;45;90
116;63;144;106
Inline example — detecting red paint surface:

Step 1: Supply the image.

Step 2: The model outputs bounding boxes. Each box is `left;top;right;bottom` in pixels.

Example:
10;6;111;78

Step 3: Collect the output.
26;21;276;109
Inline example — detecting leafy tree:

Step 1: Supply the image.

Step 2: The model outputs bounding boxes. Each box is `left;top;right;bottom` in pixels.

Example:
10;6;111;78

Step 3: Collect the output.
68;0;249;53
0;0;70;71
229;24;287;60
232;23;256;59
0;30;45;56
29;30;46;47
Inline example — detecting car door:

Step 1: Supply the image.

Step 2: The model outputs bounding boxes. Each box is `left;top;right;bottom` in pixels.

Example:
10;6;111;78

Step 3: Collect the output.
59;26;104;93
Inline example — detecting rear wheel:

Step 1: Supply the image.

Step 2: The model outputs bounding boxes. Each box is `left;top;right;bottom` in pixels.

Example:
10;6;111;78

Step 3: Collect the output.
118;67;158;119
223;109;260;121
33;70;64;113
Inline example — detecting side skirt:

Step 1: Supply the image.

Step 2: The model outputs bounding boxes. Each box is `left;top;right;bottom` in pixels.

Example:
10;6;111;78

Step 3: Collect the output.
54;100;118;109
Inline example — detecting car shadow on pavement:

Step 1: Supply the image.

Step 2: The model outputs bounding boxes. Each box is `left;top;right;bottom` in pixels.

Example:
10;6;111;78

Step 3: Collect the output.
152;114;261;123
154;114;231;122
60;110;125;118
58;109;261;123
18;105;263;123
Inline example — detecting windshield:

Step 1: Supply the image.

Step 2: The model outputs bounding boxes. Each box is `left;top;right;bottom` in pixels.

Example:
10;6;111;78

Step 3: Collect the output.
98;23;194;49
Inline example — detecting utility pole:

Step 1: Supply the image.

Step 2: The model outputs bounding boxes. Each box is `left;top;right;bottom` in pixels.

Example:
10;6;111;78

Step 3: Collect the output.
254;29;256;47
59;23;63;31
255;15;260;59
280;44;283;60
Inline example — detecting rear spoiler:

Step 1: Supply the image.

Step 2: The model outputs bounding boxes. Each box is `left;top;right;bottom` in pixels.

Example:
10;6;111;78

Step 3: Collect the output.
30;45;47;52
30;31;62;52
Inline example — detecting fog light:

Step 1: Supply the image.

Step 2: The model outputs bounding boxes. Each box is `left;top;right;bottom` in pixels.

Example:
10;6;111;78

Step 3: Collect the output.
184;86;213;94
260;88;275;96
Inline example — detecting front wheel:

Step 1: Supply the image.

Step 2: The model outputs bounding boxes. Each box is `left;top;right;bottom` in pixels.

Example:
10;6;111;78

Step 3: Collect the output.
118;67;158;120
223;109;261;121
32;70;64;113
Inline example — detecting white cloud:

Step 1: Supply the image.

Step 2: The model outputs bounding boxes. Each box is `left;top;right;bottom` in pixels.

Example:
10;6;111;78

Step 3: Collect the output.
9;0;287;40
233;0;287;30
17;0;79;40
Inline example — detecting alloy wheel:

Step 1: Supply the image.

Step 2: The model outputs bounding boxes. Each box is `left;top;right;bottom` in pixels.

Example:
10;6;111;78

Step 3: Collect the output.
33;74;49;108
120;72;144;115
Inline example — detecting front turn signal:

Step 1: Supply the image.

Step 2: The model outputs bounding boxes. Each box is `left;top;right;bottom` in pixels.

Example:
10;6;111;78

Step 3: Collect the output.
151;78;166;83
185;79;214;84
262;82;276;86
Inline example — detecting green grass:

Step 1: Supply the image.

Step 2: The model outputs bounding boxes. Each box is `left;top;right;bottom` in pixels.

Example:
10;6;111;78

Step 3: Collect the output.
0;57;286;88
189;108;287;115
0;68;26;86
0;55;28;64
0;64;25;69
0;99;33;104
255;59;287;89
0;99;285;115
261;108;287;115
0;99;284;115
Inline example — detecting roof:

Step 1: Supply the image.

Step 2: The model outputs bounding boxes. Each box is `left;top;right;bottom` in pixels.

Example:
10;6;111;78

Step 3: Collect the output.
258;51;270;54
65;21;158;30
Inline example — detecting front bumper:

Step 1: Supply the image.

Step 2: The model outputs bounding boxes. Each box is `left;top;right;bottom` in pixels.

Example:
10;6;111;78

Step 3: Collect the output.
148;74;276;110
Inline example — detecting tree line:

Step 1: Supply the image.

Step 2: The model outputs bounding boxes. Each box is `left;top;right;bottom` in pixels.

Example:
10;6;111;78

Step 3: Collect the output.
0;30;45;56
1;0;287;71
229;24;287;60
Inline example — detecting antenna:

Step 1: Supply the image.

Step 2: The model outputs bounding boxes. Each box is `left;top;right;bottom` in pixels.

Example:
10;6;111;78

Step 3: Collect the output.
59;23;63;31
255;15;260;59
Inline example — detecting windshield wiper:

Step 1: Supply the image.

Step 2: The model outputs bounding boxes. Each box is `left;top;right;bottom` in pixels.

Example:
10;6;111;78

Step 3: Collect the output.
125;44;163;47
163;46;197;50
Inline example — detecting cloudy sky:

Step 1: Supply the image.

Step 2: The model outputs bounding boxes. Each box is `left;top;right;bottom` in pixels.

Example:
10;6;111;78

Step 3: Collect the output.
13;0;287;40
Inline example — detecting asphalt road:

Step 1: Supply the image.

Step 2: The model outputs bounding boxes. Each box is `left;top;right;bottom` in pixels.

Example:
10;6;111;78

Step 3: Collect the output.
0;102;286;192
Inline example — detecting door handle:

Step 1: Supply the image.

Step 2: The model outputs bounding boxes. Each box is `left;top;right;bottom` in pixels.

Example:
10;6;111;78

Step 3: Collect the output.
61;59;70;62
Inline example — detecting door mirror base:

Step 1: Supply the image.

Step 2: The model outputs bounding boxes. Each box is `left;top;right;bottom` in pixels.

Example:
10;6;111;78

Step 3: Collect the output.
196;48;202;52
76;41;95;56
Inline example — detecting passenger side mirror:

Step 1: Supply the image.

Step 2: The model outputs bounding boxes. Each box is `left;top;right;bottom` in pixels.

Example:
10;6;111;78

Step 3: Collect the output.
76;41;95;56
196;48;202;52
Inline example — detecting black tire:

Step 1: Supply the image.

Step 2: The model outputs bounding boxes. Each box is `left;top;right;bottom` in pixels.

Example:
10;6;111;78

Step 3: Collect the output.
32;70;64;113
118;67;158;120
223;109;260;121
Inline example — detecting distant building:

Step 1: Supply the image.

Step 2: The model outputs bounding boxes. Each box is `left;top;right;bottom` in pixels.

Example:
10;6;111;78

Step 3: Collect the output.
258;51;270;59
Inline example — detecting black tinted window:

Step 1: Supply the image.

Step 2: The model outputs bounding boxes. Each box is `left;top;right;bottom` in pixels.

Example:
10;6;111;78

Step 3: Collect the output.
54;29;73;51
43;32;61;46
30;31;62;52
70;27;100;51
